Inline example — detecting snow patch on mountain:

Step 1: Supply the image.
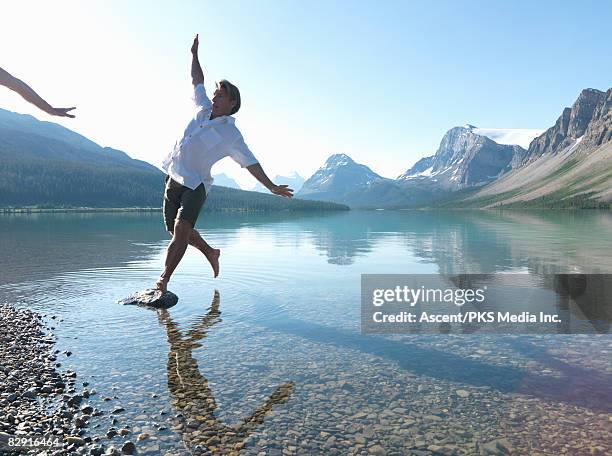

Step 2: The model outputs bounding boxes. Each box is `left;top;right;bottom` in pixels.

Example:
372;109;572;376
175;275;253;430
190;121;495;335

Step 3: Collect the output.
472;128;543;149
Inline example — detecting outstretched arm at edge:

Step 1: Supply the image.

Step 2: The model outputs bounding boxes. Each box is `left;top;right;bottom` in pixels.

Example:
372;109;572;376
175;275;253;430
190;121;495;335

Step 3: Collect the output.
191;34;204;87
0;66;75;118
246;163;294;198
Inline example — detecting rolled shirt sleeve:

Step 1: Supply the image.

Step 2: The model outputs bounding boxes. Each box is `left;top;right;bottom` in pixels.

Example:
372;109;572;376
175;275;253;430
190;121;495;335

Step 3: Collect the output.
229;134;259;168
193;83;213;111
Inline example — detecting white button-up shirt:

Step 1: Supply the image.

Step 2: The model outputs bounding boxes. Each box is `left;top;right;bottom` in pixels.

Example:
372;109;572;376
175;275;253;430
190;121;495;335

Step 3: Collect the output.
161;83;259;194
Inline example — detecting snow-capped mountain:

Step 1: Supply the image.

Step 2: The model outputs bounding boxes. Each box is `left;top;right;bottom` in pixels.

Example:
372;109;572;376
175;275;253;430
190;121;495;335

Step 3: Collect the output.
397;125;527;190
297;154;390;202
212;173;241;189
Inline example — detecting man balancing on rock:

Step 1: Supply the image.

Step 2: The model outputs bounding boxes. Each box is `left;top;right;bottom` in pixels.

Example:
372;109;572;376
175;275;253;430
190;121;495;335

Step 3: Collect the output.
156;34;293;292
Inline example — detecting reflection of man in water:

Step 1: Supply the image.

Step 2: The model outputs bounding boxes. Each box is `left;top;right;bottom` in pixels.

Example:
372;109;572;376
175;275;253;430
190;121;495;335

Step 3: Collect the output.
0;67;75;117
157;291;294;454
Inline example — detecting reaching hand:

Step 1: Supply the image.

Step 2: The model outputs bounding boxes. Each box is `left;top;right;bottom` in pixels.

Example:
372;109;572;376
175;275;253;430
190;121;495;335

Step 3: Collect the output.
50;107;76;118
191;34;199;55
270;184;294;198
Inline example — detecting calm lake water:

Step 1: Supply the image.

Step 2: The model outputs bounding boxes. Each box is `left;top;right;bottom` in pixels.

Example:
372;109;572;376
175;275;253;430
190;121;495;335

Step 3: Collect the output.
1;210;611;455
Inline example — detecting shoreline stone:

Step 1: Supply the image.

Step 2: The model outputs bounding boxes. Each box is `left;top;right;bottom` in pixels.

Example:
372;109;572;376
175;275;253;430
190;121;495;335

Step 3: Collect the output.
117;289;178;309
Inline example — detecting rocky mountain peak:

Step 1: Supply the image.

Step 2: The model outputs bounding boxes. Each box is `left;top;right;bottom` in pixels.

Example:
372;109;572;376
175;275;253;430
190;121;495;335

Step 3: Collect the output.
440;125;488;146
524;88;608;163
325;153;355;167
434;126;493;168
298;153;385;199
398;125;525;190
567;88;606;138
575;87;612;153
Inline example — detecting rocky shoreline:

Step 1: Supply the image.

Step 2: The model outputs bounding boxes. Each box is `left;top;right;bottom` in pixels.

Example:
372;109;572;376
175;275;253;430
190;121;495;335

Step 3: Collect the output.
0;305;152;456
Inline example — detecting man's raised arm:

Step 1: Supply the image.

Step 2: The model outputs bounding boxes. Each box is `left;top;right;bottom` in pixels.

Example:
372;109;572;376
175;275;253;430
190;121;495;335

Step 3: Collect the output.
191;34;204;87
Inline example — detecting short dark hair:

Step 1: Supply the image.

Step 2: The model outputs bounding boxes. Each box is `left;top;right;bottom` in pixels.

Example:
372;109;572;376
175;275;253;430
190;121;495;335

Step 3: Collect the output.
216;79;241;115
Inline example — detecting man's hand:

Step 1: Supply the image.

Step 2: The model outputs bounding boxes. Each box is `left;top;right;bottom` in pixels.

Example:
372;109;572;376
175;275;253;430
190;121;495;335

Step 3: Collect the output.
1;67;76;118
270;184;294;198
191;34;199;55
246;164;292;197
191;33;204;86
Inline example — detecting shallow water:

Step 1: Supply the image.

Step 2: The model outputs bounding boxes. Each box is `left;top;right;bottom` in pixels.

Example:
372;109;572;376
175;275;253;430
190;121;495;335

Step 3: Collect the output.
1;210;611;455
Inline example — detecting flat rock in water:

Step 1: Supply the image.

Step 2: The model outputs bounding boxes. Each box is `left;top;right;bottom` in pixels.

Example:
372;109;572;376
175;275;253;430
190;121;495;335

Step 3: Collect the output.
118;289;178;309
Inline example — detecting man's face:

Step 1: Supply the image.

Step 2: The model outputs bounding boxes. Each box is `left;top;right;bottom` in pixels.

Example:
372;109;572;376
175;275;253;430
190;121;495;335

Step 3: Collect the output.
211;87;235;118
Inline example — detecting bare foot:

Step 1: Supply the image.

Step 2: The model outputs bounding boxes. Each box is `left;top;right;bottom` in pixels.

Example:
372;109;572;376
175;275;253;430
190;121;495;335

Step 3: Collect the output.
155;276;168;293
205;248;220;278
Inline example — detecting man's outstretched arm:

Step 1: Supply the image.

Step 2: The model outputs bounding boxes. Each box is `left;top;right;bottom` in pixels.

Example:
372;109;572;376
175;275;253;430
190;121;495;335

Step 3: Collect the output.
246;163;294;198
191;34;204;87
0;66;76;118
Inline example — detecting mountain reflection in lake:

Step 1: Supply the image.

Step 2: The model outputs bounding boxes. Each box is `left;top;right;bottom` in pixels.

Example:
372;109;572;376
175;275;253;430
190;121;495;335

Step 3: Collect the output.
0;210;610;455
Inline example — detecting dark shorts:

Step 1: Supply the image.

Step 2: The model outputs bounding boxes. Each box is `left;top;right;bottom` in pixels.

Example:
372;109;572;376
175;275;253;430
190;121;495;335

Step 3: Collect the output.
163;175;206;232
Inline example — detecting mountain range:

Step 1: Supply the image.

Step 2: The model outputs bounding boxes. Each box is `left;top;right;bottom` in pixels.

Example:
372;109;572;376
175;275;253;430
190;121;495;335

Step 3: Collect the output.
249;171;305;194
297;87;611;209
211;173;241;189
2;86;609;210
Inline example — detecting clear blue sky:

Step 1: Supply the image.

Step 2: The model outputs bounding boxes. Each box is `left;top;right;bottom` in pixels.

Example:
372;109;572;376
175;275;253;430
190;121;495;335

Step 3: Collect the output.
1;0;611;187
